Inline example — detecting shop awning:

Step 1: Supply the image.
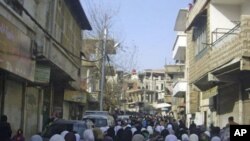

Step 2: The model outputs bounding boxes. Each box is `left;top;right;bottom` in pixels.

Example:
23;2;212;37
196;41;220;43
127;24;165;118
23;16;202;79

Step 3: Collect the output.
64;90;87;104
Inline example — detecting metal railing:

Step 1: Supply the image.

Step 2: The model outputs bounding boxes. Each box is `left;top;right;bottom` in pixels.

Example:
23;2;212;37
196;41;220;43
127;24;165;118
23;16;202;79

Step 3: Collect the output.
211;23;241;47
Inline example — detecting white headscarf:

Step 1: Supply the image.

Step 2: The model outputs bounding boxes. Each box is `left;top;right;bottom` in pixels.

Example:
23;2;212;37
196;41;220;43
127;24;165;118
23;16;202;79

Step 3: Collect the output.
165;134;178;141
189;134;199;141
131;127;137;135
147;126;153;135
49;134;65;141
181;134;189;141
204;131;211;138
211;136;221;141
30;135;43;141
155;125;162;133
75;133;80;141
114;125;122;135
167;124;173;130
132;134;144;141
83;129;95;141
60;130;69;138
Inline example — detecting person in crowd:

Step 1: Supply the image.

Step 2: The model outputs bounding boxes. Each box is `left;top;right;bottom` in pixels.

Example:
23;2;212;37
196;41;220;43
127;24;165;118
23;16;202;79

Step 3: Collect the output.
189;134;199;141
64;132;76;141
165;134;178;141
83;129;95;141
49;134;65;141
11;129;25;141
115;128;124;141
181;134;189;141
160;129;170;140
200;131;210;141
103;136;113;141
106;127;115;141
211;136;221;141
141;130;150;141
189;121;197;134
226;116;238;126
93;128;104;141
43;111;59;131
75;134;80;141
220;126;230;141
211;127;221;138
132;134;144;141
61;131;69;138
0;115;12;141
30;134;43;141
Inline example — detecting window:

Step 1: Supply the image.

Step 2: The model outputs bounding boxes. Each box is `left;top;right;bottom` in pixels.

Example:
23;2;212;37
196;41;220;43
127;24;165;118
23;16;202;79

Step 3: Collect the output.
161;84;164;90
156;86;159;90
192;16;207;55
4;0;23;15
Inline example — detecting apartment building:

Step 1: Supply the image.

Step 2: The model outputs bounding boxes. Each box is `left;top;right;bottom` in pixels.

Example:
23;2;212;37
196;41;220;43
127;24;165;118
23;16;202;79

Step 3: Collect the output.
124;69;170;115
186;0;250;128
0;0;91;138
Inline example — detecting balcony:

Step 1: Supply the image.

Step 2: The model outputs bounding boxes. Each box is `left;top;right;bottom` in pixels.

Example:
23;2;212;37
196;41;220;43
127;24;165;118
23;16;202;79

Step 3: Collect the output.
173;80;187;97
165;65;185;75
172;34;187;61
189;15;250;89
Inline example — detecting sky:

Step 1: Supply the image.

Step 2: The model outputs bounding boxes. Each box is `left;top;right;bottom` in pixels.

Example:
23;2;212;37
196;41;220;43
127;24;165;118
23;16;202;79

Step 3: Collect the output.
80;0;190;71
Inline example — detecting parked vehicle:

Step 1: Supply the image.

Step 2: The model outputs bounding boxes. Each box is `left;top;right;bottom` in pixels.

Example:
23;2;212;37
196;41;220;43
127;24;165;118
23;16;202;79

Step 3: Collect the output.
41;119;93;141
84;110;109;115
82;114;115;128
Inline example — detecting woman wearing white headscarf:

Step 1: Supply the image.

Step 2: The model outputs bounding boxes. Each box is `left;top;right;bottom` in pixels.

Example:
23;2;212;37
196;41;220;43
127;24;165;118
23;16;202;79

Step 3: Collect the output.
30;135;42;141
132;134;144;141
211;136;221;141
83;129;95;141
165;134;178;141
50;134;65;141
181;134;189;141
75;134;80;141
131;127;137;135
147;126;153;135
189;134;199;141
61;130;69;138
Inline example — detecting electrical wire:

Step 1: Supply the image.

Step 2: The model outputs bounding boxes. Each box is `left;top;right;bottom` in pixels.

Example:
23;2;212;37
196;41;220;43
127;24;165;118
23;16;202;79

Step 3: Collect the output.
15;0;105;62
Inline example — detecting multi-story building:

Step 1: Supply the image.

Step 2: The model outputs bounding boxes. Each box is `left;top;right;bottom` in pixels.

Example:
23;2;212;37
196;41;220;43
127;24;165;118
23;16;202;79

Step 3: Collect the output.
0;0;91;138
124;69;170;115
167;8;189;123
186;0;250;128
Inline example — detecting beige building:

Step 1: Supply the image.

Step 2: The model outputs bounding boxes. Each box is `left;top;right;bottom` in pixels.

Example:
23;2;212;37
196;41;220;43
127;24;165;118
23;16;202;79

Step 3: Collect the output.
0;0;91;138
124;69;170;115
186;0;250;128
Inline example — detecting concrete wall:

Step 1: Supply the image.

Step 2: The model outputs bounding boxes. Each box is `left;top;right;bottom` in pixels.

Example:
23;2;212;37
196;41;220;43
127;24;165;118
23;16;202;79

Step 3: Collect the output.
63;101;70;120
210;4;241;43
24;87;41;138
4;79;23;136
241;0;250;15
217;84;239;127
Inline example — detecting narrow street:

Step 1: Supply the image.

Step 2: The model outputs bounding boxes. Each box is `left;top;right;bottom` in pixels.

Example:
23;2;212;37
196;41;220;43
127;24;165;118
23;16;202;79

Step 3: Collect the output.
0;0;250;141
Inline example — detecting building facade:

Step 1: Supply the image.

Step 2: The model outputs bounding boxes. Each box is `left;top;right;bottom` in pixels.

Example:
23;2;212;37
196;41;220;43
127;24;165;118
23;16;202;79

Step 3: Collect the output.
186;0;250;128
0;0;91;138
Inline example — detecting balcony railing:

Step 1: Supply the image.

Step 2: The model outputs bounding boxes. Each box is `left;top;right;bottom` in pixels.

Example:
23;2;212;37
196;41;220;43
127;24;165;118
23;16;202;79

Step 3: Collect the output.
211;23;241;48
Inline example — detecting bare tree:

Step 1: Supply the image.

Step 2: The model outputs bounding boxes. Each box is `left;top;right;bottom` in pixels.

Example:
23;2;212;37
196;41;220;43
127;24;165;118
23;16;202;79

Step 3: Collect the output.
81;0;138;111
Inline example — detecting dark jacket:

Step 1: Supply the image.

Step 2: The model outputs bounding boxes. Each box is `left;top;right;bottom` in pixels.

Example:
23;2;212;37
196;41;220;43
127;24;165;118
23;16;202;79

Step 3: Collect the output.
0;121;12;141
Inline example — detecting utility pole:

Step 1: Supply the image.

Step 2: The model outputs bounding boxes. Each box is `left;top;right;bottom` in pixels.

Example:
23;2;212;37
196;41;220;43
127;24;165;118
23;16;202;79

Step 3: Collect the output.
100;27;107;111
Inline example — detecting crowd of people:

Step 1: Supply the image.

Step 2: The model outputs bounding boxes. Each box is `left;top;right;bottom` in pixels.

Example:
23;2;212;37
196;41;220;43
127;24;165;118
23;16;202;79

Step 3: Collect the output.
0;113;237;141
